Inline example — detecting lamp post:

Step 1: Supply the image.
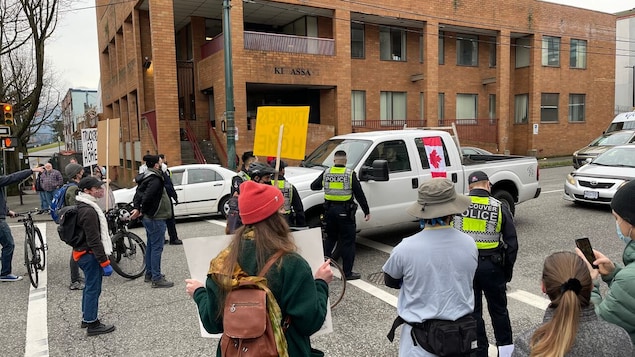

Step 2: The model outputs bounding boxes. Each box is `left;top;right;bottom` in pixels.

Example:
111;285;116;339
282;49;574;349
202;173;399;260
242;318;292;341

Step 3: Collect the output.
222;0;236;170
627;65;635;109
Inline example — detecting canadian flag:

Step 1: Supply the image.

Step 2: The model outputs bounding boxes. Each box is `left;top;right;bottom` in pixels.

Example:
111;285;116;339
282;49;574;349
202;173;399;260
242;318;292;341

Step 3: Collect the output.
422;136;447;178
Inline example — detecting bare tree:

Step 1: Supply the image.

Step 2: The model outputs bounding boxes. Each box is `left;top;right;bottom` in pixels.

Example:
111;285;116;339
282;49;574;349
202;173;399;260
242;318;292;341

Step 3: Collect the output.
1;0;66;173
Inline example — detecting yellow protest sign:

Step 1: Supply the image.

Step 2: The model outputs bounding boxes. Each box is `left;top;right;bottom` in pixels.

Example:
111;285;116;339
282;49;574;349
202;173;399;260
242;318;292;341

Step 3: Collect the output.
253;106;309;160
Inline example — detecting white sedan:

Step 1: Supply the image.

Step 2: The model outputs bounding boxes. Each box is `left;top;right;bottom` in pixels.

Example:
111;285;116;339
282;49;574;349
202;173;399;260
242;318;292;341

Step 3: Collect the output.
113;164;236;218
564;145;635;205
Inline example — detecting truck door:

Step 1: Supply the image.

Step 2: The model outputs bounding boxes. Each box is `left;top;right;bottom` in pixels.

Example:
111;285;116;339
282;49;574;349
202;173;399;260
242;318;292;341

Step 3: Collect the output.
413;136;465;193
358;140;419;228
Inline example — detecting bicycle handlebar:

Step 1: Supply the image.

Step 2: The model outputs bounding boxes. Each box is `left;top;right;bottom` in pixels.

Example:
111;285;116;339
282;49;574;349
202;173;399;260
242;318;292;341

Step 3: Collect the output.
14;209;49;217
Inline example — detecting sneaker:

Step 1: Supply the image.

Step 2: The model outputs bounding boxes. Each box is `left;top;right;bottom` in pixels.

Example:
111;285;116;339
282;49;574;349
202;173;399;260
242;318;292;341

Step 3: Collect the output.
169;239;183;245
81;321;88;328
86;321;116;336
151;277;174;288
144;274;164;283
0;274;23;282
345;272;361;281
69;281;85;290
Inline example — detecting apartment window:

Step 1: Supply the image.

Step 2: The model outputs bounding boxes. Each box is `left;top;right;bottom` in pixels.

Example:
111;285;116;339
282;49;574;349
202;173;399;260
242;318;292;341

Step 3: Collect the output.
541;93;559;122
420;92;425;120
514;94;528;124
351;23;365;59
515;37;530;68
380;27;406;61
489;37;497;67
456;94;478;124
380;91;407;124
351;91;366;125
457;34;478;66
438;93;445;122
488;94;496;123
542;36;560;66
569;94;586;122
570;39;587;69
438;31;445;65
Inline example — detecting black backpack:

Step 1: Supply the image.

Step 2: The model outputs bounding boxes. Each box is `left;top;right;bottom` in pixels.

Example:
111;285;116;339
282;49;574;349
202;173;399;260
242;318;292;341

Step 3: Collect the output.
57;205;83;247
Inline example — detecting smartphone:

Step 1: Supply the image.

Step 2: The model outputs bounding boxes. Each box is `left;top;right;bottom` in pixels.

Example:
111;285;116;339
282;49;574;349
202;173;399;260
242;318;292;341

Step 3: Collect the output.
575;237;599;269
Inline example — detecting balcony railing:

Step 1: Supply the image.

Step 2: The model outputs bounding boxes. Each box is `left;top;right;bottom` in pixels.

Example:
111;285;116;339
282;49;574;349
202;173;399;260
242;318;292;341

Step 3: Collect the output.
244;31;334;55
352;118;498;146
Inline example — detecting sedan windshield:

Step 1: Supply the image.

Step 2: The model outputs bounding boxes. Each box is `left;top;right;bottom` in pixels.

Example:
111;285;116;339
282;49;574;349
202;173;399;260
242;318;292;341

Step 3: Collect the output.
301;139;372;169
592;147;635;167
589;131;635;146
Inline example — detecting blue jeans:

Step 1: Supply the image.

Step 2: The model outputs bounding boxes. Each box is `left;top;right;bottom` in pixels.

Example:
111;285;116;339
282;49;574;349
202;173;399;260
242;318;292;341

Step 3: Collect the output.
77;253;103;323
38;191;47;210
0;220;15;276
143;217;166;281
42;190;54;210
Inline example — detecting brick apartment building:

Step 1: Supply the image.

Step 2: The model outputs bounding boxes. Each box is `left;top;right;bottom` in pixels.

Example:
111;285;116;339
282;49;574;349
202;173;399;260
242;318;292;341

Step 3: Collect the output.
95;0;616;183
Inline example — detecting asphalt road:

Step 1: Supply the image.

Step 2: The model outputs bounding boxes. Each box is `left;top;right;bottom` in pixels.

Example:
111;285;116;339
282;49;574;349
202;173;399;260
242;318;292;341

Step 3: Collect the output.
2;164;625;357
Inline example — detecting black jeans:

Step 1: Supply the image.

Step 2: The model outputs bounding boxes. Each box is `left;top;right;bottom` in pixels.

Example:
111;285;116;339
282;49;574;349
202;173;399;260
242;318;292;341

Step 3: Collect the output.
472;258;512;357
323;203;356;276
166;204;178;241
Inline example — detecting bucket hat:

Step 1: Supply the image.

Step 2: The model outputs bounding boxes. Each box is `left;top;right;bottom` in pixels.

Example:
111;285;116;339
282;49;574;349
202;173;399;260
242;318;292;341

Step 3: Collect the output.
406;178;471;219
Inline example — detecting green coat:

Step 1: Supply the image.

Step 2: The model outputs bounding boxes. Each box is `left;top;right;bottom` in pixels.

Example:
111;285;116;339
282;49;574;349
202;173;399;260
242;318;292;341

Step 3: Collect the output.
592;241;635;344
193;240;328;357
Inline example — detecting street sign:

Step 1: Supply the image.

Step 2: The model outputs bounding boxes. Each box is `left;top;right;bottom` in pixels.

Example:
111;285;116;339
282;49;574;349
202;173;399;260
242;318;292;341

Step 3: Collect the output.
0;126;10;136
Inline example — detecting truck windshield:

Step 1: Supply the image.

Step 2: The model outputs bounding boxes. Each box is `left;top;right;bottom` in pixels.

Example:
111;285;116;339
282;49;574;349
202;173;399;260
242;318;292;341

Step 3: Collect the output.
301;139;372;169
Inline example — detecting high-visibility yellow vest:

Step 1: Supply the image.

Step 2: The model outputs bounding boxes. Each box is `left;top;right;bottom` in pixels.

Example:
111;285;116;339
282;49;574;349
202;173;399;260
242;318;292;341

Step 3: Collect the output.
273;179;292;214
323;167;353;202
454;196;503;250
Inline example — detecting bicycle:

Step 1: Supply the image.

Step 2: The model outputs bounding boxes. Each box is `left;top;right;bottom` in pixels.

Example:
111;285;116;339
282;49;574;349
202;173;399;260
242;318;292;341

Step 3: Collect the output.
290;225;346;309
105;206;146;279
15;209;48;288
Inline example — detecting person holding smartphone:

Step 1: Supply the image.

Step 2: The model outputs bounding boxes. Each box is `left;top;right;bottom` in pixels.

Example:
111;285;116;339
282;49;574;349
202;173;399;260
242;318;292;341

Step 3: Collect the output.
577;179;635;344
512;251;632;356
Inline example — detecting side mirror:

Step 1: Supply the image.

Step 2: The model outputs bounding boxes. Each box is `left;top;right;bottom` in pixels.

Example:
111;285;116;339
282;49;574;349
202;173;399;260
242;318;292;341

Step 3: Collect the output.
360;159;389;182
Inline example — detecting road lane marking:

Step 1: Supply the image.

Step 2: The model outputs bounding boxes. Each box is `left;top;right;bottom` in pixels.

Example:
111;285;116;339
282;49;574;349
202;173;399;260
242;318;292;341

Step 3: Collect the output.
540;189;564;194
206;219;226;228
25;223;49;357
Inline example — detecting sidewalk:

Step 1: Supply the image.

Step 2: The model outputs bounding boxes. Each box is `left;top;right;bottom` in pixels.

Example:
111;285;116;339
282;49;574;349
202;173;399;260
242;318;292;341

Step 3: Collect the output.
7;190;50;215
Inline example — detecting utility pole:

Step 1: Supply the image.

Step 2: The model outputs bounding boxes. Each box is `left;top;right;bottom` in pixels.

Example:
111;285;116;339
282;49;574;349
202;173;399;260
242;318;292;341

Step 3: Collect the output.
222;0;236;170
627;65;635;109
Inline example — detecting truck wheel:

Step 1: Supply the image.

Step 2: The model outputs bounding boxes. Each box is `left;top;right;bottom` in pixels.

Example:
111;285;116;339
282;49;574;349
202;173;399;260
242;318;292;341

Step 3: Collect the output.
493;190;515;216
306;214;322;229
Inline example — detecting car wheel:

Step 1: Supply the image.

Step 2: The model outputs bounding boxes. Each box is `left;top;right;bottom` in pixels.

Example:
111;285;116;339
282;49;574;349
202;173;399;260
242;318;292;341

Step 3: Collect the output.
219;195;230;219
493;190;515;216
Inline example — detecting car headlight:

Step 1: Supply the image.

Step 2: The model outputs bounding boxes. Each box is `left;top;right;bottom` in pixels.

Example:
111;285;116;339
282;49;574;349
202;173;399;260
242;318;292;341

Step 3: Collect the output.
566;174;576;185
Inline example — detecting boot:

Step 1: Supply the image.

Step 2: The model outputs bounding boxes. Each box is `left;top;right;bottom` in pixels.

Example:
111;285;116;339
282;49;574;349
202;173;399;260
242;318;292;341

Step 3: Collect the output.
86;320;116;336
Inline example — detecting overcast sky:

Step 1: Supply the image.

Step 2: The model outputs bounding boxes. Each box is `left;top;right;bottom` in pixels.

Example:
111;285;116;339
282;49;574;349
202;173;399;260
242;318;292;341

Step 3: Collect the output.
46;0;635;90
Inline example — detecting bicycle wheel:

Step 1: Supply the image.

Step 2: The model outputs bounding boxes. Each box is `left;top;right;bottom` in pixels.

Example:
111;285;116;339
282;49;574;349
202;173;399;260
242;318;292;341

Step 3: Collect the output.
24;236;38;288
110;232;146;279
33;227;46;271
325;257;346;309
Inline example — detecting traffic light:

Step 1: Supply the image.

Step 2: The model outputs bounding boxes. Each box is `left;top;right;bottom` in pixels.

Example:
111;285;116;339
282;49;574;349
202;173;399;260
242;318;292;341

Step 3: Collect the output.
1;103;13;125
2;137;18;148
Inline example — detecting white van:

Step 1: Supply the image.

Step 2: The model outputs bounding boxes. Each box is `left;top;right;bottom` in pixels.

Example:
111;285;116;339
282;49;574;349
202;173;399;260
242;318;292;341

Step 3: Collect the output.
606;111;635;133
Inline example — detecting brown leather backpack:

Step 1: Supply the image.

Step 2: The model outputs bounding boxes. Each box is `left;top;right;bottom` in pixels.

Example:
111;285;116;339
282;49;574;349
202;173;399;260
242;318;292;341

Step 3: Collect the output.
220;250;285;357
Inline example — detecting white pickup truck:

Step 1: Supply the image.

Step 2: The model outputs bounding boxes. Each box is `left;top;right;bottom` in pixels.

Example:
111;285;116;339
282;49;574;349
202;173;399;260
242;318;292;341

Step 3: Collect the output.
284;128;541;230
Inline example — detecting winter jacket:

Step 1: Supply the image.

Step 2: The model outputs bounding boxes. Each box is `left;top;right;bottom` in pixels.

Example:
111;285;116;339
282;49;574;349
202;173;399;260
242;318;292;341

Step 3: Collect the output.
193;239;328;357
132;168;171;219
592;241;635;344
73;201;110;266
0;169;36;219
512;305;632;356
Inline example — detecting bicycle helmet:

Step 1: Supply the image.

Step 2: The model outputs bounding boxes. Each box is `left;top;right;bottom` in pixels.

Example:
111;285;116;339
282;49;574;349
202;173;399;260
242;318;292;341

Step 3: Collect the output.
247;162;276;179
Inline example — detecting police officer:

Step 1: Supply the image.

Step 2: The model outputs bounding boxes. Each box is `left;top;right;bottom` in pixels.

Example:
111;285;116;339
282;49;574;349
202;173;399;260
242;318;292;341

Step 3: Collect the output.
226;151;258;234
270;160;306;227
311;150;370;280
453;171;518;356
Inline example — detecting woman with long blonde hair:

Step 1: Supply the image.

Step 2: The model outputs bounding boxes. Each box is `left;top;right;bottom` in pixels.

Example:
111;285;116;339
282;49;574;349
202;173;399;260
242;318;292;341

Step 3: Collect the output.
186;180;333;357
512;251;631;356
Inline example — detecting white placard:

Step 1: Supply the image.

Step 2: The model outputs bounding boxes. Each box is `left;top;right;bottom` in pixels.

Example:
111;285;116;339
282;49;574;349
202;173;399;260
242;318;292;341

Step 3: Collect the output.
81;128;98;166
183;228;333;338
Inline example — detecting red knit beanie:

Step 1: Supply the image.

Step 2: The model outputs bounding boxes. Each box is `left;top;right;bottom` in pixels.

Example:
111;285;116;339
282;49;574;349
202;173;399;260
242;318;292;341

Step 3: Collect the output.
238;180;284;224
